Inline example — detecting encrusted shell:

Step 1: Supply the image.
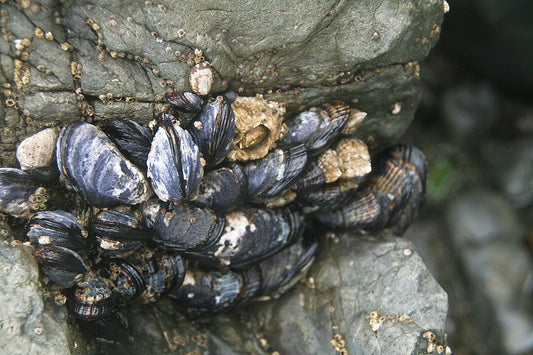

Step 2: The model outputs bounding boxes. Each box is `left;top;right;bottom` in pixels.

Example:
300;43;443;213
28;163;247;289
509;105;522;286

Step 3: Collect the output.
68;272;117;320
16;127;59;171
189;62;214;96
228;95;287;161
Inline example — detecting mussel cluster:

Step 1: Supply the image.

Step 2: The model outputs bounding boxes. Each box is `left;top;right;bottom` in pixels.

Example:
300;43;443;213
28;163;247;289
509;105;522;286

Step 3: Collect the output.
0;87;427;321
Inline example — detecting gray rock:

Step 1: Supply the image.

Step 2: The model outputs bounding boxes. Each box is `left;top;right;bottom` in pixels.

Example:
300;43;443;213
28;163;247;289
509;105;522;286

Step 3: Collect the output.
257;234;449;354
481;139;533;208
0;241;84;355
441;83;498;146
446;189;533;354
1;0;445;163
446;189;524;246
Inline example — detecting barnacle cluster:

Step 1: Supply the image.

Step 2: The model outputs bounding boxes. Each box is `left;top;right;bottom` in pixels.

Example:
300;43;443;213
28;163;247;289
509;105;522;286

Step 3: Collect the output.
0;62;427;322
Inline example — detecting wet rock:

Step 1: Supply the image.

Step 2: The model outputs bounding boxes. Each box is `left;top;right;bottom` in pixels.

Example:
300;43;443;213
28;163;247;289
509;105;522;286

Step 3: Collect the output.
441;83;498;147
447;189;533;354
257;234;449;354
481;139;533;208
446;189;524;246
0;241;84;355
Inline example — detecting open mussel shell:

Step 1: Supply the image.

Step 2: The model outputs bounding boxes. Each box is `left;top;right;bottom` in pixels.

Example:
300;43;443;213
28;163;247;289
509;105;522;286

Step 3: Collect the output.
68;272;117;320
196;163;248;212
27;210;89;252
97;258;145;302
147;114;203;203
245;145;307;202
0;167;47;218
189;95;236;167
98;119;152;169
187;204;304;268
280;100;350;155
56;122;151;207
34;245;88;288
130;249;186;303
143;200;225;252
169;266;261;312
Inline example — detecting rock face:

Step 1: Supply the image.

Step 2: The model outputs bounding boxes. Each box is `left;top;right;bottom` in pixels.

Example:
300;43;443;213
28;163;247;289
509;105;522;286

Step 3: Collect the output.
0;240;84;355
258;234;449;354
0;1;447;353
1;0;444;165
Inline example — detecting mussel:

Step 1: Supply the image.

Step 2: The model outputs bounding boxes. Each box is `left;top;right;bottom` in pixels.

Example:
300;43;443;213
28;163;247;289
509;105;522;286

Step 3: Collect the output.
34;245;88;288
143;200;225;252
97;258;146;302
147;114;203;203
56;122;151;207
245;145;307;202
68;272;117;320
196;163;248;212
316;144;427;235
187;204;305;268
0;168;48;218
27;211;89;252
189;95;236;167
98;119;152;169
169;234;318;311
280;100;350;155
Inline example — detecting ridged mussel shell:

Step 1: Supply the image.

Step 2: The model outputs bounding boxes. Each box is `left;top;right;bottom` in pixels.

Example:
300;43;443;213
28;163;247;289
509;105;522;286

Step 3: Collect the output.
68;272;117;320
98;119;152;169
131;249;186;303
147;114;203;203
280;100;350;155
97;258;145;302
0;168;47;218
34;245;88;288
316;144;428;236
188;204;304;268
245;145;307;202
188;95;236;167
196;163;248;212
27;210;89;252
56;122;151;207
169;266;261;312
143;200;225;252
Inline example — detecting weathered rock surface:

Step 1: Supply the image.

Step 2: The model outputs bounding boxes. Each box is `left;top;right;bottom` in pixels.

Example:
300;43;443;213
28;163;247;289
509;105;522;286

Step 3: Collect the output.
257;234;449;354
1;0;444;165
0;239;84;355
447;190;533;354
